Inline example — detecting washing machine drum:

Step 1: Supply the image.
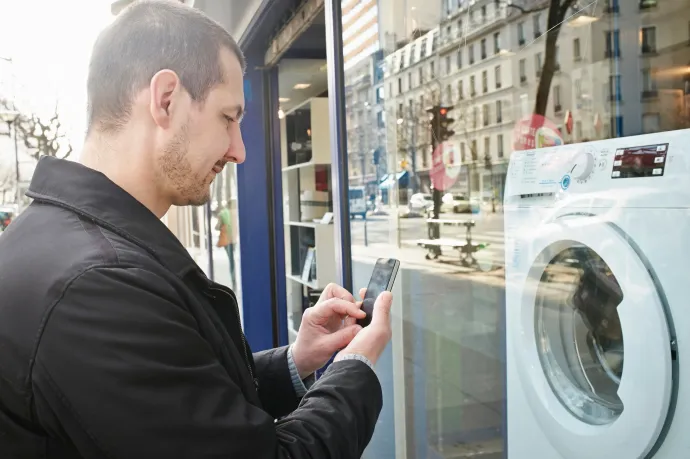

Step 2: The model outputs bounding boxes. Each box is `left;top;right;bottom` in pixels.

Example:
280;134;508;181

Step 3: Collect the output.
535;245;625;425
514;219;674;458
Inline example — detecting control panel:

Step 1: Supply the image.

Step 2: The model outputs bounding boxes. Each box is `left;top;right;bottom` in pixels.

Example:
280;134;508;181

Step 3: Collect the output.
504;130;690;202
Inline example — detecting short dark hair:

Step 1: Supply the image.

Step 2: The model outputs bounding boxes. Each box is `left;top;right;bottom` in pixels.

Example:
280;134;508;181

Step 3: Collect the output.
87;0;246;134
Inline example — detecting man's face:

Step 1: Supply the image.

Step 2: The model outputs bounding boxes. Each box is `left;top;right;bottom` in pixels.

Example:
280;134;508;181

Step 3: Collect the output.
157;48;246;207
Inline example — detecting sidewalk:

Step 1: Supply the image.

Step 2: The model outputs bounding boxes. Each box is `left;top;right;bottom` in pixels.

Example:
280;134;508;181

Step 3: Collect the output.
351;242;506;288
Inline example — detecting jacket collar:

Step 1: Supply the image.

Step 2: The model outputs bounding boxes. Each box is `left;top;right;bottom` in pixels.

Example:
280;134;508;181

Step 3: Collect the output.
27;156;201;278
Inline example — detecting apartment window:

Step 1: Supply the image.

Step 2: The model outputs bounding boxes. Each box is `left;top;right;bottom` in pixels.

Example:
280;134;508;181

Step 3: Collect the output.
483;105;490;126
398;103;403;119
419;67;424;84
472;107;479;129
484;137;491;161
606;30;621;58
420;95;425;110
469;44;475;65
457;19;463;37
612;115;624;137
399;50;406;70
446;55;452;75
574;38;581;61
495;65;502;89
398;78;402;94
642;113;660;133
471;139;478;160
457;49;463;68
642;68;658;97
493;32;501;54
554;85;562;112
430;61;436;79
606;0;620;13
483;70;489;93
518;22;525;45
481;39;487;60
460;142;466;162
533;13;542;38
496;100;503;123
388;83;392;98
458;80;464;100
408;73;413;89
609;75;622;101
519;59;527;83
535;53;543;77
470;75;477;96
446;85;453;104
641;27;657;54
481;5;487;22
497;134;504;158
420;39;427;58
446;25;452;40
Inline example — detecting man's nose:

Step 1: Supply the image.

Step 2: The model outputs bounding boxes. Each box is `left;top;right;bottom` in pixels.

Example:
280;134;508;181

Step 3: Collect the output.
225;128;246;164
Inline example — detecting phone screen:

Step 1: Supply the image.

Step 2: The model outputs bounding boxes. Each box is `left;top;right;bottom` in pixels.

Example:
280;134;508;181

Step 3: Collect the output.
357;258;399;327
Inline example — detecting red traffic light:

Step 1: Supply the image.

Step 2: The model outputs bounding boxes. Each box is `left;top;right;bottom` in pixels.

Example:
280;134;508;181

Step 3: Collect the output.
439;108;448;116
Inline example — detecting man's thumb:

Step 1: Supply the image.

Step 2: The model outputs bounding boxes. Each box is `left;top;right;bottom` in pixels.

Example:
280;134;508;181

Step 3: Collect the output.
371;291;393;326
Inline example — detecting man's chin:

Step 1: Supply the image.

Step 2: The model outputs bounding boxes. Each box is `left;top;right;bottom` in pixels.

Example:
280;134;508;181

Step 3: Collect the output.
172;193;211;207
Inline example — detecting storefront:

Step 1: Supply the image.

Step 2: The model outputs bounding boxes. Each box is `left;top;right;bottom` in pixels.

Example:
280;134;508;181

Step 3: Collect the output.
136;0;690;457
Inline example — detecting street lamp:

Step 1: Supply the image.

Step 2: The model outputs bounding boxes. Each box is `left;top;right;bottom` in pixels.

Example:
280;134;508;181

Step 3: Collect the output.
0;110;21;208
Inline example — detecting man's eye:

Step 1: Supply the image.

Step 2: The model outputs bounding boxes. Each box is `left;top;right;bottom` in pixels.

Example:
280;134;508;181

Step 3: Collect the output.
224;115;235;124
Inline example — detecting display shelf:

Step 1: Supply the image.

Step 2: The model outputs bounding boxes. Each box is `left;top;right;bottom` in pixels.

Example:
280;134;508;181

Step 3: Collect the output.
281;96;336;344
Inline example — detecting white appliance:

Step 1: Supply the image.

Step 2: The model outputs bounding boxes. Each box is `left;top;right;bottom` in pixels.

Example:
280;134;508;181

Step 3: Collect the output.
504;130;690;458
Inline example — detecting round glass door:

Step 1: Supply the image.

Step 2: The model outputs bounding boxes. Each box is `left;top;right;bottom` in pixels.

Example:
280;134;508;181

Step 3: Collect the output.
535;244;625;425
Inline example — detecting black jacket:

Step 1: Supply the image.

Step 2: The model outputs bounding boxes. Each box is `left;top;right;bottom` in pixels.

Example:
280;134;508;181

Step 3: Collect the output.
0;157;382;458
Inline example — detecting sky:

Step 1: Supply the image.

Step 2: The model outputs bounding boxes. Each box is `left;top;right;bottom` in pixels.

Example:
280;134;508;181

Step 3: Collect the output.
0;0;114;157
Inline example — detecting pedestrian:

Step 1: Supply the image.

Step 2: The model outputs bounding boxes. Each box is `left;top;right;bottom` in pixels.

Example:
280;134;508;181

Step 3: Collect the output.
215;202;236;287
0;1;393;458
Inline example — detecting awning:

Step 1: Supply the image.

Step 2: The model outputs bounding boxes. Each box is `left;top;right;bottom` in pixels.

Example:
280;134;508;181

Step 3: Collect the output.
379;171;409;189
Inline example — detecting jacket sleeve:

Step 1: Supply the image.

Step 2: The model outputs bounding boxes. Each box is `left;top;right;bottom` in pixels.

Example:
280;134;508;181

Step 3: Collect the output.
31;267;382;459
253;346;303;417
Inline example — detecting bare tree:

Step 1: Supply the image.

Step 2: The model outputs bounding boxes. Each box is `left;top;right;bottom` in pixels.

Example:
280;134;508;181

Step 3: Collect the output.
16;109;73;161
507;0;578;115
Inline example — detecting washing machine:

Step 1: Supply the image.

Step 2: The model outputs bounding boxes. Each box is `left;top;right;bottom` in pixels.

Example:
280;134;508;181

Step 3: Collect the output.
504;129;690;458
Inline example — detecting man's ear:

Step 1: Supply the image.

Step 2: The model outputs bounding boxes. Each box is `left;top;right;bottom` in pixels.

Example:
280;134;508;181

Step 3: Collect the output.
149;69;183;129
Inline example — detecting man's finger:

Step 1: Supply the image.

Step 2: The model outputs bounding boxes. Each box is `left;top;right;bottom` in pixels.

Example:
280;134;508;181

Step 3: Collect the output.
370;291;393;326
344;300;364;326
358;288;366;300
320;283;356;303
312;298;366;321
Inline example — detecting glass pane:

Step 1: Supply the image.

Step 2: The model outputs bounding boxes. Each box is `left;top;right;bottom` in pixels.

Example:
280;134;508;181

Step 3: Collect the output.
210;165;242;305
338;0;689;456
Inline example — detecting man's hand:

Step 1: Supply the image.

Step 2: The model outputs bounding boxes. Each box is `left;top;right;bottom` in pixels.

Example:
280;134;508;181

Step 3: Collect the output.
334;290;392;367
291;283;366;379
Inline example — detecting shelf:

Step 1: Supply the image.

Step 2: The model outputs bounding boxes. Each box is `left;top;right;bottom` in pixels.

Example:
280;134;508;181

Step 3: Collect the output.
285;221;319;228
286;274;318;289
282;161;331;173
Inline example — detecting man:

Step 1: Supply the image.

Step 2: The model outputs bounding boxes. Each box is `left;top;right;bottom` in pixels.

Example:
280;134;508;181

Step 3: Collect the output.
0;2;393;458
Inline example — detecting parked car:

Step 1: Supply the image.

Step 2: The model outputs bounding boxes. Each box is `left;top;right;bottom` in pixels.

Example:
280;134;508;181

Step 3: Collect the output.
408;193;434;213
441;193;472;214
349;186;367;219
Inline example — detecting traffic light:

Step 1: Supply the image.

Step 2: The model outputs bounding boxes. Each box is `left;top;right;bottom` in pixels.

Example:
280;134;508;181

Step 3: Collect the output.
426;105;455;147
439;106;455;141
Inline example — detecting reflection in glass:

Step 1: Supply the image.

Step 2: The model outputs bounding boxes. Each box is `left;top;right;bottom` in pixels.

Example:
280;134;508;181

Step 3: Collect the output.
535;244;624;425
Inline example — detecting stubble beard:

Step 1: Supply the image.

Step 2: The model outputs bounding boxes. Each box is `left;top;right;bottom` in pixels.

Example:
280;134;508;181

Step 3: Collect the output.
159;123;211;207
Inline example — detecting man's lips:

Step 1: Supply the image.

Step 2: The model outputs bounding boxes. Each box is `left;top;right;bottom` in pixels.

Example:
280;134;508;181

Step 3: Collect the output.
212;163;225;174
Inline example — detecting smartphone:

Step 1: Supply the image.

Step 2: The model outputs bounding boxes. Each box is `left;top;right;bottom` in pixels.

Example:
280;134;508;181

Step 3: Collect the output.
357;258;400;328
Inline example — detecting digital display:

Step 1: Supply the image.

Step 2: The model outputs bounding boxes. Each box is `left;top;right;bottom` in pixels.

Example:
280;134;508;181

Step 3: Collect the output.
365;259;396;302
611;143;668;179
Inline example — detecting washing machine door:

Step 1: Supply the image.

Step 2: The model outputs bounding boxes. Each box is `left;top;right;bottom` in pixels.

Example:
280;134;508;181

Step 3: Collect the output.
513;216;673;459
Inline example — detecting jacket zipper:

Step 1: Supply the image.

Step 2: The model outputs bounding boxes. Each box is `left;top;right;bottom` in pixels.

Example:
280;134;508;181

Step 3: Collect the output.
208;286;256;387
